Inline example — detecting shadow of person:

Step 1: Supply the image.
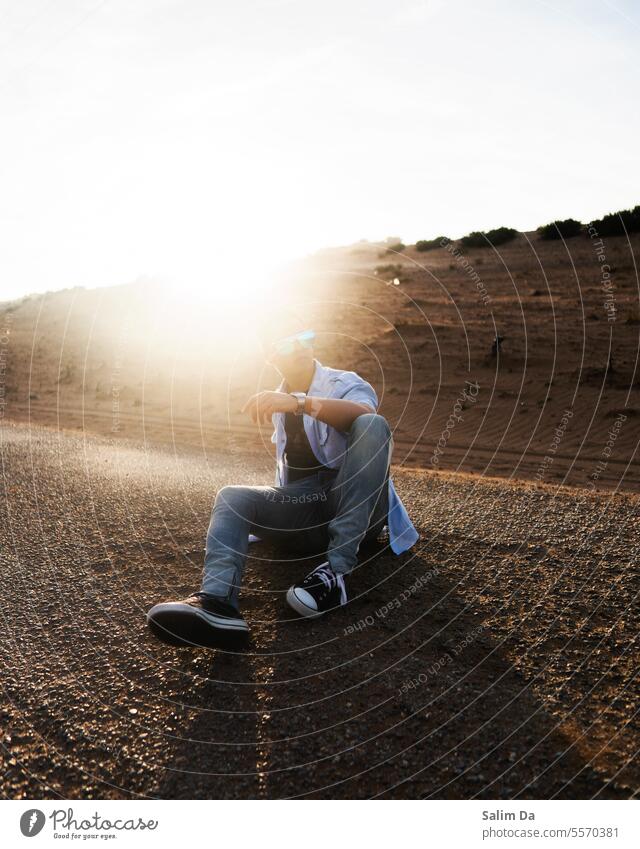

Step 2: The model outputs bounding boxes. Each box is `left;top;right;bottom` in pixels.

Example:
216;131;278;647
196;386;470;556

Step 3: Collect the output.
152;537;311;800
153;536;634;800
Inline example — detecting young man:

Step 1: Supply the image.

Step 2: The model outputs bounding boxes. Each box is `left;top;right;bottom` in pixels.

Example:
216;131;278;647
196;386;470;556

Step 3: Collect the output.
146;315;418;649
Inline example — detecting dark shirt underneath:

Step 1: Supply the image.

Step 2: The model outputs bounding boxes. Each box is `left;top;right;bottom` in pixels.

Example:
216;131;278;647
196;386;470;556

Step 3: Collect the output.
284;412;332;482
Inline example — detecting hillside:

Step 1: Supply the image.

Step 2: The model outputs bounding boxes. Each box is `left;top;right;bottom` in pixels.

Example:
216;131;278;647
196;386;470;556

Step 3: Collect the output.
1;229;639;492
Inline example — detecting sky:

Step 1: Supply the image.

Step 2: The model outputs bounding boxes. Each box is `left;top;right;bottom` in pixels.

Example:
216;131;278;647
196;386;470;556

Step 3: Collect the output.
0;0;638;301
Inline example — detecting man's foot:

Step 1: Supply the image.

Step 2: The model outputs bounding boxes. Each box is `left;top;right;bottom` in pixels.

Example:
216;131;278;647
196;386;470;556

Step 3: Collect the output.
286;562;347;618
146;592;249;650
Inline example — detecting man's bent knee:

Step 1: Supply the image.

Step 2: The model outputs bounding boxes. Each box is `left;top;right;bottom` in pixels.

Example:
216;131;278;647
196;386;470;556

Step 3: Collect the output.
214;484;258;510
349;413;391;442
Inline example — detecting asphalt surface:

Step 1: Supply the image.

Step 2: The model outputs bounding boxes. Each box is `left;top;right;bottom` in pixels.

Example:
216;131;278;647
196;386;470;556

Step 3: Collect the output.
0;421;638;799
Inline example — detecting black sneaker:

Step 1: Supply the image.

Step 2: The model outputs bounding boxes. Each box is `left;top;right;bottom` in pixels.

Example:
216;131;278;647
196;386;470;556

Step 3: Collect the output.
146;592;249;650
286;562;347;618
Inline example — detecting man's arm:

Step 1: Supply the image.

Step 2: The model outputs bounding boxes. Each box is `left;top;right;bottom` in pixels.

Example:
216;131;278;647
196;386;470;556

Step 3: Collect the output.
303;395;374;432
241;391;374;431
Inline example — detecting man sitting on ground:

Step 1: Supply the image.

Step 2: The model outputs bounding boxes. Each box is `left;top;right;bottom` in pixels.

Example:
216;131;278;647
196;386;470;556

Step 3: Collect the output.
146;313;418;649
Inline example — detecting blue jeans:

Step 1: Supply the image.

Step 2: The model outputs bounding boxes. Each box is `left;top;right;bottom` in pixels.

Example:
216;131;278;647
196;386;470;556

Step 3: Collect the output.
202;413;392;606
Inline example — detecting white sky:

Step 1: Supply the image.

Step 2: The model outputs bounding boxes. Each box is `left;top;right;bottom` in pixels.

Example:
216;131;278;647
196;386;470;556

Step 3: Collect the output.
0;0;638;301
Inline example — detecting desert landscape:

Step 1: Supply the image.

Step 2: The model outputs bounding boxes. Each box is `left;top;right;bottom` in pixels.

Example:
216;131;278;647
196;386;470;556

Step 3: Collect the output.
0;224;638;798
2;226;639;491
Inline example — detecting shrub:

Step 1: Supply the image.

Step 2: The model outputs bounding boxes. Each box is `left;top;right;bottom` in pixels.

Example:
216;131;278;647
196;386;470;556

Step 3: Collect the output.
486;226;517;245
626;305;640;325
375;263;404;277
588;205;640;236
57;363;75;385
459;231;485;249
459;227;517;249
537;218;583;240
415;236;450;251
386;242;405;253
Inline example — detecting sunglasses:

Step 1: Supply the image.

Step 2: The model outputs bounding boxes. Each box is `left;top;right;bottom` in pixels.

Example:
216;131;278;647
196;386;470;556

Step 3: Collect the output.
269;329;315;358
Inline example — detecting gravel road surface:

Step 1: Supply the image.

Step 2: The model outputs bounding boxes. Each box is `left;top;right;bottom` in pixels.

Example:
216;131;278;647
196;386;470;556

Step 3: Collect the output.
1;422;638;799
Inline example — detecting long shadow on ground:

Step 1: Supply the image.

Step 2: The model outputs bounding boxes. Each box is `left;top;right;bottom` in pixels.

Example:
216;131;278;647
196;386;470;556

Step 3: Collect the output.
153;539;634;800
1;426;636;800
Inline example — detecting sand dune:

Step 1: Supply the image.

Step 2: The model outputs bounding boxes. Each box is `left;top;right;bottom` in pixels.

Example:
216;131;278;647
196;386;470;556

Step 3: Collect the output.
1;230;638;492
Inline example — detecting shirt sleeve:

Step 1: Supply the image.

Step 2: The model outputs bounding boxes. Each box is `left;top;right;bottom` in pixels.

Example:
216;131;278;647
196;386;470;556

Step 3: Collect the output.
335;374;378;411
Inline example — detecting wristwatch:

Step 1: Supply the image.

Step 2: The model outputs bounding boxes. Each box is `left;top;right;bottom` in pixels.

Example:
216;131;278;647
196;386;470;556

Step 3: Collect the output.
290;392;307;415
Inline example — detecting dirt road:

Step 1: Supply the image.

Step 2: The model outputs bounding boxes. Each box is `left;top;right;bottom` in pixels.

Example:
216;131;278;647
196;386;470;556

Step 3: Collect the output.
1;421;638;799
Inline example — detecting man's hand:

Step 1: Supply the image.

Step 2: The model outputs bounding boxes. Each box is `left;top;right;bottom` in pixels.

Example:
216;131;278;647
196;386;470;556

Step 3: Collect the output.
241;391;297;424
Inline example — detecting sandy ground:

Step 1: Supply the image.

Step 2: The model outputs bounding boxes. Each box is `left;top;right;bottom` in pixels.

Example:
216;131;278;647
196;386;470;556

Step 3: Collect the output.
1;230;638;798
1;421;638;799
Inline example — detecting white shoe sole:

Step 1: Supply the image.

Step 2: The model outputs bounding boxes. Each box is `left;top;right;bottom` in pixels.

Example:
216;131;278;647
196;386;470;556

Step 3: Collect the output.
148;602;248;630
146;602;249;649
286;586;322;619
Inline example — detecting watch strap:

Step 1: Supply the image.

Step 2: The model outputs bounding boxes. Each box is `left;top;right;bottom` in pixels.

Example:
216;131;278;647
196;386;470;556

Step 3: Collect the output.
291;392;306;415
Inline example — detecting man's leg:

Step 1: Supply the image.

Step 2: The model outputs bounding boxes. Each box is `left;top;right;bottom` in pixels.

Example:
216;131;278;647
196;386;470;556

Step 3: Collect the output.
284;414;391;619
203;475;329;607
325;413;391;576
146;474;329;648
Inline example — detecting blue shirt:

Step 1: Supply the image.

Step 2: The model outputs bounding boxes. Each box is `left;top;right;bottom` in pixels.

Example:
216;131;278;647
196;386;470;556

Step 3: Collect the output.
269;359;419;555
